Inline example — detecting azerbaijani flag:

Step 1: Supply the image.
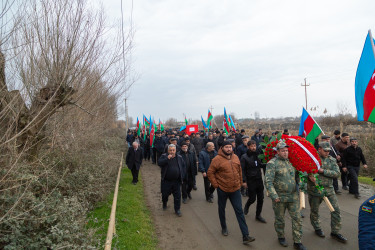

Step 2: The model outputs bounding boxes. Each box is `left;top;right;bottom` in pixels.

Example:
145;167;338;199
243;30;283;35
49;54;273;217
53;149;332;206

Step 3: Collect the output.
149;119;155;147
355;30;375;123
223;107;230;134
298;107;322;144
207;110;213;129
201;115;208;130
144;115;150;128
159;119;165;132
229;114;236;132
185;116;189;126
136;117;141;136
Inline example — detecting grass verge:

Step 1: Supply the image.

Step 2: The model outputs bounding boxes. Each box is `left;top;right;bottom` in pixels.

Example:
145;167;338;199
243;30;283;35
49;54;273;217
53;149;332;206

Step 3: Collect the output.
87;167;158;249
359;176;375;187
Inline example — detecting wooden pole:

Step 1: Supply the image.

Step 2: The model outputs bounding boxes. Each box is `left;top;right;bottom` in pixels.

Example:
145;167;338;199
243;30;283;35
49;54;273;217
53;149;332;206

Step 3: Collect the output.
299;191;305;210
104;152;124;250
323;196;335;212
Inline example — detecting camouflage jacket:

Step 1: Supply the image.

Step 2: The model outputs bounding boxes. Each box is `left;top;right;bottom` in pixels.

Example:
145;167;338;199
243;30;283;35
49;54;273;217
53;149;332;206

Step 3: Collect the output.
307;155;340;197
265;155;298;202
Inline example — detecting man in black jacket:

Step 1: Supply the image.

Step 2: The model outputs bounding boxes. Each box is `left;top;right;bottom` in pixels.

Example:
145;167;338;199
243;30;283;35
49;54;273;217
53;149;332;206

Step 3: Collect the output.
241;140;266;223
179;142;197;203
198;142;217;203
342;138;368;198
158;144;186;216
153;132;166;164
126;142;144;185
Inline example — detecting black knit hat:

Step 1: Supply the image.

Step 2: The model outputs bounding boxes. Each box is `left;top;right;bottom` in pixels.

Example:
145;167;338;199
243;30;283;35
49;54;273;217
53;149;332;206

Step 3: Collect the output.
221;141;232;147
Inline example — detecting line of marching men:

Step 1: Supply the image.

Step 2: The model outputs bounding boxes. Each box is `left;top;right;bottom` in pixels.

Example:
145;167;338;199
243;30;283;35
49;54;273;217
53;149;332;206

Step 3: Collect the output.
126;128;372;250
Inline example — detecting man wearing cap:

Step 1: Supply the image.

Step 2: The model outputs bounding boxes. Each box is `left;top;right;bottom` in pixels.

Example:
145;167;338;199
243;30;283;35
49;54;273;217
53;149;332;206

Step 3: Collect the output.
307;141;347;243
330;130;341;147
265;141;305;250
242;140;266;223
342;138;368;198
179;142;197;203
164;137;181;153
153;131;166;164
335;133;350;190
199;142;217;203
208;140;255;245
158;144;186;217
321;135;341;194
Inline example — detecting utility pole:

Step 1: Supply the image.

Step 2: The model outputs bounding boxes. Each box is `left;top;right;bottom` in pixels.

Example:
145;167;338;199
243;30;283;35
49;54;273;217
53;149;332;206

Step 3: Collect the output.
125;98;128;133
209;105;214;114
301;78;310;110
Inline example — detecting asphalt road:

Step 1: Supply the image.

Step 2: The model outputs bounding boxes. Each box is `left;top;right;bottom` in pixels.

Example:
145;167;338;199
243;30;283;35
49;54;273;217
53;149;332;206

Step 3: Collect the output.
141;161;374;250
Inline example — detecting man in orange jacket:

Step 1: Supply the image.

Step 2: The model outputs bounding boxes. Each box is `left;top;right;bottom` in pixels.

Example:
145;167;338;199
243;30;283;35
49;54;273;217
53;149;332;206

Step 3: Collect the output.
208;140;255;245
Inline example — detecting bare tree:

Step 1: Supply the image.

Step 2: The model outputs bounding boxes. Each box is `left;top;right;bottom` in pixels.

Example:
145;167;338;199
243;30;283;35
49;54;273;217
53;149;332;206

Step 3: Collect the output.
0;0;133;159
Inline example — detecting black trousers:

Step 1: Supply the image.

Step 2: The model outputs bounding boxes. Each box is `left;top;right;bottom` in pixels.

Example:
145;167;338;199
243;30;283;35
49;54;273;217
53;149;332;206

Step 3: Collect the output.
348;166;360;195
152;148;157;163
244;179;264;216
131;168;139;183
144;147;150;160
332;177;338;191
217;188;249;236
182;176;193;199
161;180;181;212
203;176;215;200
340;167;348;187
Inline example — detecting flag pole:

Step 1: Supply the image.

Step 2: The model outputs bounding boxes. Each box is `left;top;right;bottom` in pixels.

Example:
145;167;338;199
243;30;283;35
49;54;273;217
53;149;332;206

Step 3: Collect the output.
368;29;375;60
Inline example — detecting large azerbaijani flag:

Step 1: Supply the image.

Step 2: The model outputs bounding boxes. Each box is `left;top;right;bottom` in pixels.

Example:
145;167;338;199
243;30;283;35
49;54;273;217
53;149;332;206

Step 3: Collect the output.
298;107;323;144
229;114;236;132
355;30;375;123
207;110;213;129
144;115;150;128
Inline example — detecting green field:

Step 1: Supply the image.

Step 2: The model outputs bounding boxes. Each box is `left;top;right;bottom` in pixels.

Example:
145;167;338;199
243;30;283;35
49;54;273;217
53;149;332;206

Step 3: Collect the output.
87;167;157;249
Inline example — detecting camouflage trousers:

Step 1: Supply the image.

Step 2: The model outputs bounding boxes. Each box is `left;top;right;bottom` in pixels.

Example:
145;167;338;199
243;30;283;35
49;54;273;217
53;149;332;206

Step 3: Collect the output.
308;194;341;234
272;200;302;243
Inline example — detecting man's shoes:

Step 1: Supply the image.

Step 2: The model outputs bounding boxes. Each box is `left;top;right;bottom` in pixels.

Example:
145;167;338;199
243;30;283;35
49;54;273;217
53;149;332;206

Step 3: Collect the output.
278;238;288;247
175;210;182;217
242;235;255;244
256;215;266;223
187;193;192;199
207;198;214;203
293;243;306;250
335;190;342;195
300;212;305;218
162;203;167;211
221;228;228;236
182;199;187;204
244;205;249;215
331;233;347;243
342;186;348;190
355;194;361;199
315;229;325;237
193;185;197;190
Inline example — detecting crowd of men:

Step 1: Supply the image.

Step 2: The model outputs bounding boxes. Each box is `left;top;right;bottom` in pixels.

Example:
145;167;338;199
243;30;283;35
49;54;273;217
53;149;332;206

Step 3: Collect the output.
125;127;369;249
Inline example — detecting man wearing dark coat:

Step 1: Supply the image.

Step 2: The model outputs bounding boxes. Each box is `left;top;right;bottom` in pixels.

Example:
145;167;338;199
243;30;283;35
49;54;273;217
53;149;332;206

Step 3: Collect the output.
179;142;197;203
158;144;186;217
125;141;144;185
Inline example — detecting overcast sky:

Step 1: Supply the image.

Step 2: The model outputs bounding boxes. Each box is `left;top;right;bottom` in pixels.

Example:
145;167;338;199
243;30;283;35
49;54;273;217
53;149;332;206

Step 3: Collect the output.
102;0;375;122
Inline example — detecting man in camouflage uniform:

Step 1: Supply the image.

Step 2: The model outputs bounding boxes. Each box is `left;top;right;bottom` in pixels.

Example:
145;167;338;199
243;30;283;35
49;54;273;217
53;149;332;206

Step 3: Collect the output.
265;141;306;250
307;141;347;243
